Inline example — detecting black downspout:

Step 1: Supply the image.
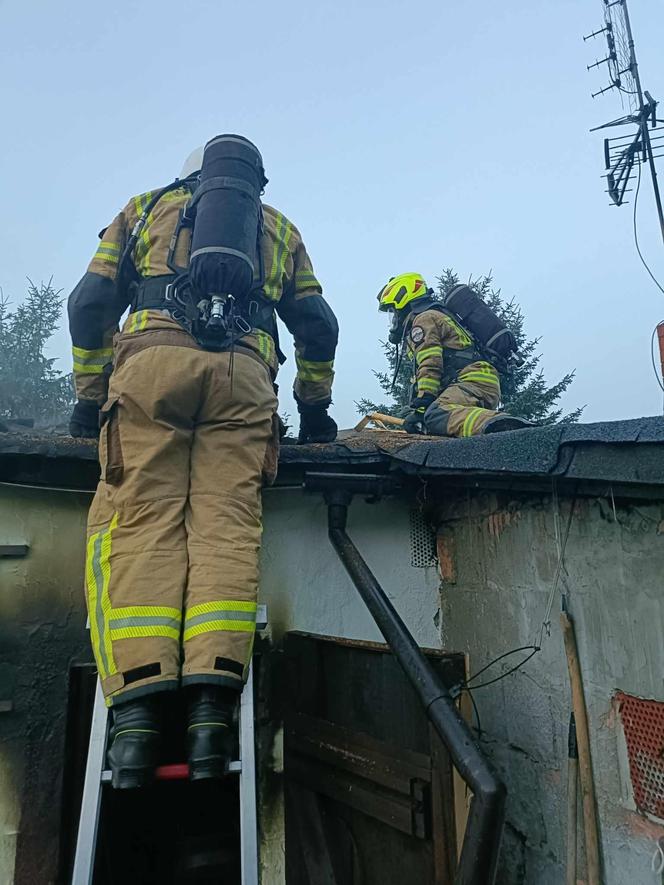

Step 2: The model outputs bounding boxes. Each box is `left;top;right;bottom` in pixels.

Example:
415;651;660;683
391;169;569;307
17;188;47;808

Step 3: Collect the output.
325;487;506;885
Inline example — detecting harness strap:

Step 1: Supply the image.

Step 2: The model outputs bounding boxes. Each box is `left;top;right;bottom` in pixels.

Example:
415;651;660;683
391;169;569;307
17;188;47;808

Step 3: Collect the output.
129;274;284;361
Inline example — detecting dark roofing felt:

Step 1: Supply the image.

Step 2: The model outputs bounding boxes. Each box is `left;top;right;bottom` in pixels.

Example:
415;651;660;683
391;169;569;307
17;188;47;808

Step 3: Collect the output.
0;415;663;489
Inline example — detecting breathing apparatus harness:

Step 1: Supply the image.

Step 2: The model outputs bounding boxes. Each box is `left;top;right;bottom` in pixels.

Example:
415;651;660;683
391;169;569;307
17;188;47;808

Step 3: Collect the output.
117;135;279;356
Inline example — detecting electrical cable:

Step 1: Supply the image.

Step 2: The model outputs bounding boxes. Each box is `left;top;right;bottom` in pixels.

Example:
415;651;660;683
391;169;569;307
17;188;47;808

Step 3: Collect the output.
465;645;541;687
632;161;664;395
651;325;664;393
464;646;541;692
632;161;664;297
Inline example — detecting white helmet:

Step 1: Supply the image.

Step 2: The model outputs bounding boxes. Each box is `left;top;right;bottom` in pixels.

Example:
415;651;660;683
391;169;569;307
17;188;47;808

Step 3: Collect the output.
180;146;204;179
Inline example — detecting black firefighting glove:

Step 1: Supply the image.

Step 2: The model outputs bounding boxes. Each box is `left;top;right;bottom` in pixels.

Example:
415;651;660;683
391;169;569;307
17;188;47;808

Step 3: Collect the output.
297;402;338;444
69;400;100;439
403;394;435;435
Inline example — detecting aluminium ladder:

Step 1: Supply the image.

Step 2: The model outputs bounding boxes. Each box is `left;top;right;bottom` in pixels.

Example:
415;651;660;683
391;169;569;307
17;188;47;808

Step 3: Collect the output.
72;604;267;885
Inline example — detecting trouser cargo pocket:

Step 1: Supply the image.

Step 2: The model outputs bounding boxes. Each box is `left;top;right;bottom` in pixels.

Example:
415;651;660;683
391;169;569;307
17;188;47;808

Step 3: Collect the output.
262;411;281;486
99;395;124;485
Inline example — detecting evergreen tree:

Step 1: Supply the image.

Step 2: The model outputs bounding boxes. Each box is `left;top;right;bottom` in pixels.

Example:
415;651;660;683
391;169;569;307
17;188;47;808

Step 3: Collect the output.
0;279;75;427
357;269;583;424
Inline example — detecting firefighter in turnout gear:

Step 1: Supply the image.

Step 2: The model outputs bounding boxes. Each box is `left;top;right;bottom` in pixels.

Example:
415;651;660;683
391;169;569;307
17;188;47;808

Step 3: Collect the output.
377;273;531;437
68;136;339;788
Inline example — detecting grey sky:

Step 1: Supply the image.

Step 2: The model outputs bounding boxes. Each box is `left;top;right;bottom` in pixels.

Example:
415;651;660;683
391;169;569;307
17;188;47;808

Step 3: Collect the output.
2;0;664;426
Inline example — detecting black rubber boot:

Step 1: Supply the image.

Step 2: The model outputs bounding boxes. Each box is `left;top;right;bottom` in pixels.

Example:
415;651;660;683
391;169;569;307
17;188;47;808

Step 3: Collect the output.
187;686;237;781
107;696;161;789
484;414;534;434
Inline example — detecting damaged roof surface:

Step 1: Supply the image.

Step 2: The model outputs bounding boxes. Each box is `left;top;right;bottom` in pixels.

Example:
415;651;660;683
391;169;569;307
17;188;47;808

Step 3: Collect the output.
0;415;663;491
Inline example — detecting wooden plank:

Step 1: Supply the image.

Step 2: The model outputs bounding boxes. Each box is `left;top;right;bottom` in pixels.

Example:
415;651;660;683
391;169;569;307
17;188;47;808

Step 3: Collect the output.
287;783;339;885
287;712;432;793
288;754;419;837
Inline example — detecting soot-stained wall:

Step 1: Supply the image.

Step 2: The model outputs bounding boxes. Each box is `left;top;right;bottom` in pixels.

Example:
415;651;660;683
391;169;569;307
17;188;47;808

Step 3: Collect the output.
0;484;91;884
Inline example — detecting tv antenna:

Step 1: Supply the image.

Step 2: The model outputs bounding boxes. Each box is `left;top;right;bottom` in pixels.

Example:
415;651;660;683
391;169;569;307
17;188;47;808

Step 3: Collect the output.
584;0;664;246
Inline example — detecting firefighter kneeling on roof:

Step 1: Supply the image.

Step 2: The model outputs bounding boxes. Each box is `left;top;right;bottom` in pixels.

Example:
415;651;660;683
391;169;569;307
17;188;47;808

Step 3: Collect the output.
377;273;532;437
68;134;338;789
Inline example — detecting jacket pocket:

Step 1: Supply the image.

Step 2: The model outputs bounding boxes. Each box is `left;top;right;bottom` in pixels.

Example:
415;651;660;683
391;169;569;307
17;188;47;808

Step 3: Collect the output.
99;395;124;485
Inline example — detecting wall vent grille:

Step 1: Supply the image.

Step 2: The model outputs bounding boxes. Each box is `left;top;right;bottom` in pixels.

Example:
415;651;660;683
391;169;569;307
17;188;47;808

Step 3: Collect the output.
616;691;664;821
410;509;437;568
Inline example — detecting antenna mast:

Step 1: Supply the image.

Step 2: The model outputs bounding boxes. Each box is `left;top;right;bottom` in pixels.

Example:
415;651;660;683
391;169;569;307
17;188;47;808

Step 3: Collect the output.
584;0;664;245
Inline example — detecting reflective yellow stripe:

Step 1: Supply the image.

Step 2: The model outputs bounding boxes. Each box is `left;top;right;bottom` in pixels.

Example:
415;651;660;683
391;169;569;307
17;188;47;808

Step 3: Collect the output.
264;212;293;300
461;372;500;385
110;625;181;641
132;192;154;276
184;600;257;641
295;356;334;382
294;269;321;292
126;310;149;333
417;377;440;393
86;533;103;678
73;344;113;374
108;605;181;641
111;605;181;620
93;241;121;265
86;514;119;679
184;620;256;641
415;346;443;365
254;330;275;365
442;315;472;347
74;361;109;374
186;600;257;618
73;345;114;361
462;408;485;437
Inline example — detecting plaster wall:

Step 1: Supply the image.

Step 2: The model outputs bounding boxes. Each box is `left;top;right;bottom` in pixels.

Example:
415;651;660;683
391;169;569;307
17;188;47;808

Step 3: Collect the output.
436;490;664;885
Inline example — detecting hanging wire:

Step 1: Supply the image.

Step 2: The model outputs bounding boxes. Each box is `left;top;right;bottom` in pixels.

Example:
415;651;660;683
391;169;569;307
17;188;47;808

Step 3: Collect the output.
633;161;664;298
632;160;664;397
465;646;541;691
536;494;577;649
651;835;664;875
650;325;664;393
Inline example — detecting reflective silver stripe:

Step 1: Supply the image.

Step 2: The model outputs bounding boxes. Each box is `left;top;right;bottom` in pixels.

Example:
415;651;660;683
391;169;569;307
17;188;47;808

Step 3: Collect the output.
74;352;112;366
485;328;510;349
109;616;181;630
185;610;258;628
188;246;254;272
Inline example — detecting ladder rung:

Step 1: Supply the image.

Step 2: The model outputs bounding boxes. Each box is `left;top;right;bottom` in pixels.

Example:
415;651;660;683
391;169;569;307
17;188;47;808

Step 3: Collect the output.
100;759;242;784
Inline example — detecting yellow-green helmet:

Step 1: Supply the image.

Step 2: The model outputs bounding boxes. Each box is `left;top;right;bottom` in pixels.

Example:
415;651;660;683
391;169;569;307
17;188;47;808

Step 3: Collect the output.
377;273;429;312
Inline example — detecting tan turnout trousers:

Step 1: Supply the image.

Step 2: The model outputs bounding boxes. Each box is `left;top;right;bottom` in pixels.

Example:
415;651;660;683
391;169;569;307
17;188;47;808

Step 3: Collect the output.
86;313;278;706
423;361;501;437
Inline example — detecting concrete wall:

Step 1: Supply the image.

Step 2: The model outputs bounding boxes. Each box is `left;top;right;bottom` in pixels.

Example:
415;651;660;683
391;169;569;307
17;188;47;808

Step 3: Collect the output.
435;490;664;885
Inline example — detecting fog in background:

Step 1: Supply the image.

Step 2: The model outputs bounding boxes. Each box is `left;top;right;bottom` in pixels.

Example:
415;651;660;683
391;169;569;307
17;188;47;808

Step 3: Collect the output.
2;0;664;427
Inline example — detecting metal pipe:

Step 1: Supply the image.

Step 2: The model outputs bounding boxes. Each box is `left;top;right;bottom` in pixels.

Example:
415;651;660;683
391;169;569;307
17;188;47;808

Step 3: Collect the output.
326;494;506;885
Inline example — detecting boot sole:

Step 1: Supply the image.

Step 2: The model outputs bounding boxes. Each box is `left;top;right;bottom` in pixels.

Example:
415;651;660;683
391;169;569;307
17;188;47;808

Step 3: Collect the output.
111;768;154;790
189;758;228;781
